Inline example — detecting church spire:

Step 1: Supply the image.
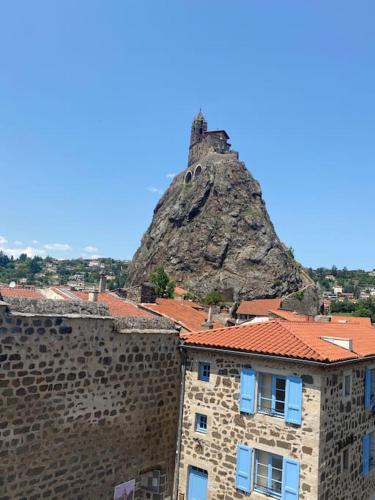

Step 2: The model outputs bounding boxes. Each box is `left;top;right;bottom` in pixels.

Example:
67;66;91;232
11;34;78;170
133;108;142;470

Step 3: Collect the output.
190;110;207;146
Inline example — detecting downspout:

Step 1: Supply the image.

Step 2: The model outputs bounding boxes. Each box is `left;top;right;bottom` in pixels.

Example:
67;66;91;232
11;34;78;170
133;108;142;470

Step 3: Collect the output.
172;345;187;500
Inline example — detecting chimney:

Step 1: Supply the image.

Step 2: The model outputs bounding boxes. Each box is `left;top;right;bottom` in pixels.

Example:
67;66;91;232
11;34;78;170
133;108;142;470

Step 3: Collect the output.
88;290;98;302
201;306;214;330
99;273;107;293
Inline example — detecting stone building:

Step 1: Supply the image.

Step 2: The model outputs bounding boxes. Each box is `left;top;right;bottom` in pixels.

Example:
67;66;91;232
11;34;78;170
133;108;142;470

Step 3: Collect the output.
177;320;375;499
187;111;234;167
0;299;181;499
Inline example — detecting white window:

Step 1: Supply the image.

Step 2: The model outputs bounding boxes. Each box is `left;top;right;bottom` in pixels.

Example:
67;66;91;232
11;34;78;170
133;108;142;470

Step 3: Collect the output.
258;373;286;417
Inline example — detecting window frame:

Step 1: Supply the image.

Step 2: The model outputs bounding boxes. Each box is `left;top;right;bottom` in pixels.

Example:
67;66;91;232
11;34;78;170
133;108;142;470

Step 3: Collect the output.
195;413;208;433
254;450;283;499
257;373;286;418
198;362;210;382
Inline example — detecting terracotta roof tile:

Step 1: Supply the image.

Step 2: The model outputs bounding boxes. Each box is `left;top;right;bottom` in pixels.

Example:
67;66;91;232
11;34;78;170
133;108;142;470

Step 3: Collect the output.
269;309;311;322
184;320;375;363
330;315;372;327
0;286;43;300
237;299;282;316
140;299;221;332
53;288;150;318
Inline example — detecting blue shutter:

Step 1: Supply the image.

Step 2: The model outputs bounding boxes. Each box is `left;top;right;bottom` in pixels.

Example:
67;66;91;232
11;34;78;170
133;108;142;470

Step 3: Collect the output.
282;458;300;500
363;433;371;476
236;444;252;493
285;376;302;425
239;367;255;414
365;368;372;409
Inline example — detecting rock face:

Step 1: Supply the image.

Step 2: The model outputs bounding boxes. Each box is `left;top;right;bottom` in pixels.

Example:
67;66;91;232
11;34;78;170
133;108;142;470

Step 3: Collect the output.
128;113;305;300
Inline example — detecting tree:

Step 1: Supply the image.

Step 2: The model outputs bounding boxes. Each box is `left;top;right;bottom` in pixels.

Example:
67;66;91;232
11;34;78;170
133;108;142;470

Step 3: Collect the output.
0;251;10;268
203;291;224;306
150;266;175;298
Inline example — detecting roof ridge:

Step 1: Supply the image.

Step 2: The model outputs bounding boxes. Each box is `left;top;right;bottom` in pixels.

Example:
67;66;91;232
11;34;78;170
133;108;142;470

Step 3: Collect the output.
268;321;327;361
281;321;360;360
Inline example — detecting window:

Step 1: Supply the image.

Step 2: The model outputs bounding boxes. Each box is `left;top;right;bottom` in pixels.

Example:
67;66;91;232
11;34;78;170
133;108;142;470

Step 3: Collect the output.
363;431;375;476
254;450;283;498
342;448;350;473
343;372;351;399
195;413;207;433
365;368;375;409
258;374;286;417
236;446;300;498
198;362;210;382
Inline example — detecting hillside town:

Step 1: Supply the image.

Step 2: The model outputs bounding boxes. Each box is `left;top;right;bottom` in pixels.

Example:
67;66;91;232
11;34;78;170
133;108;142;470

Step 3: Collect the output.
1;111;375;500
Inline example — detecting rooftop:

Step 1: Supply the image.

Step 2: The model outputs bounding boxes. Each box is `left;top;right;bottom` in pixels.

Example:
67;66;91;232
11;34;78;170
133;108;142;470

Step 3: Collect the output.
183;320;375;363
53;287;151;318
140;298;222;332
0;285;44;300
237;298;282;316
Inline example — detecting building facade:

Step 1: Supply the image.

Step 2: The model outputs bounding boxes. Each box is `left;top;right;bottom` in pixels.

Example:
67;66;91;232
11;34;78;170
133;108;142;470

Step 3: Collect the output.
0;299;181;500
177;320;375;500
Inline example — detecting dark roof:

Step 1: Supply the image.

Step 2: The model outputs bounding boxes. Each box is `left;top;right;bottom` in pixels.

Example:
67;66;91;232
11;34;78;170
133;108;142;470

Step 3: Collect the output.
205;130;229;139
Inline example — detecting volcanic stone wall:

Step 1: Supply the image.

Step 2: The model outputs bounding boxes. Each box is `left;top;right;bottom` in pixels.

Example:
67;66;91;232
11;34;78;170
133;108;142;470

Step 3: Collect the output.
0;302;181;500
178;349;322;499
318;363;375;499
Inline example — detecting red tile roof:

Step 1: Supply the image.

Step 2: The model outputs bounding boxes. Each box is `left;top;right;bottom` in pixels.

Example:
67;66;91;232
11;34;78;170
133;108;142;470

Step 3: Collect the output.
0;286;43;300
270;309;372;327
237;299;282;316
184;320;375;363
140;298;222;332
330;315;372;327
53;288;150;318
269;309;311;322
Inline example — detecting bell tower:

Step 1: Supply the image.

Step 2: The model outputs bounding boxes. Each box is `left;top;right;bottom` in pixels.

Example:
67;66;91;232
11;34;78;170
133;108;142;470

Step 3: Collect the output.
190;110;207;147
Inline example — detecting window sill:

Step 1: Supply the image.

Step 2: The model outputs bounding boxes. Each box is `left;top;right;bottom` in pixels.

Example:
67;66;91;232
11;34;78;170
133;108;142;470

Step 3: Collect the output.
257;410;285;420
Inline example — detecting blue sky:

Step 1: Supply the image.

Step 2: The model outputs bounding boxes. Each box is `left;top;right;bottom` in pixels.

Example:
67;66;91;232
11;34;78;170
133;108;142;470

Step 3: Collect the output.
0;0;374;269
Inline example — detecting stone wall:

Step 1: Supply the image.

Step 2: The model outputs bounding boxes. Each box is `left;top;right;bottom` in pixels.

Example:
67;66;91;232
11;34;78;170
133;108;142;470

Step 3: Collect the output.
1;297;109;316
178;349;322;499
122;284;157;305
318;362;375;500
188;132;231;167
281;284;321;316
0;302;181;500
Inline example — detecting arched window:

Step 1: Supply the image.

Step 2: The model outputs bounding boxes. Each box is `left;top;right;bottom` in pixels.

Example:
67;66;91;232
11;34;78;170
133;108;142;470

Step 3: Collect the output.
194;165;202;178
185;171;192;184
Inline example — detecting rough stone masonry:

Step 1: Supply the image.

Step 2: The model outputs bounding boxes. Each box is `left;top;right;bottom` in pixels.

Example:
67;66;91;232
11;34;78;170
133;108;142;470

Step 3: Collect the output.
0;300;181;500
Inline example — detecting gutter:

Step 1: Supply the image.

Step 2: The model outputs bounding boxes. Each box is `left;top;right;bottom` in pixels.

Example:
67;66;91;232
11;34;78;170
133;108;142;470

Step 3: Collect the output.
180;343;375;367
172;348;187;500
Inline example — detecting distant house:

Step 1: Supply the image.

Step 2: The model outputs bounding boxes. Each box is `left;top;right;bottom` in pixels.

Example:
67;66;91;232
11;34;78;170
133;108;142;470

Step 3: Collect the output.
140;298;222;333
236;298;282;322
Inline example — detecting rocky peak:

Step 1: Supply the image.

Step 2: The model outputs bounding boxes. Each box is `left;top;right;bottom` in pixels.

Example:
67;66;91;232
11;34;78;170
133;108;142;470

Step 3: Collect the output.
128;116;306;301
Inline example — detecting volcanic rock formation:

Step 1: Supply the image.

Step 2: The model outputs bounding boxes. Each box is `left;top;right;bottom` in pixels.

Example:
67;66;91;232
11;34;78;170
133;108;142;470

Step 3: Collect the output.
128;112;305;300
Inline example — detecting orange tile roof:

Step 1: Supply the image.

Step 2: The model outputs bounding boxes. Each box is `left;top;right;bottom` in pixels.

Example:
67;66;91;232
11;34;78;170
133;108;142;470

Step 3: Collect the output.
184;320;375;363
270;309;372;327
53;288;150;318
140;298;222;332
330;315;372;327
0;286;43;300
237;298;282;316
269;309;311;322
